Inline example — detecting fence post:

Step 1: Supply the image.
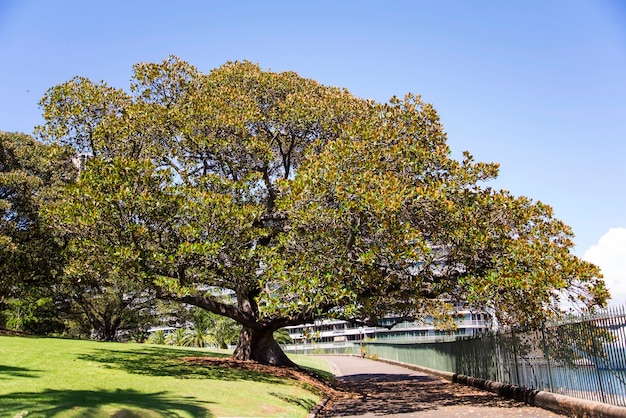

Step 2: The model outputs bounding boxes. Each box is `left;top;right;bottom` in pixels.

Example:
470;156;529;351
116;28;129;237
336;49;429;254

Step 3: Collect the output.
588;319;607;404
540;323;554;392
511;329;521;386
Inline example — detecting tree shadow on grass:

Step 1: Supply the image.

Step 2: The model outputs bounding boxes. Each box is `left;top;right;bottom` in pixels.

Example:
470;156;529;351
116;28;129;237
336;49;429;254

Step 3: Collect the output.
269;391;318;411
298;364;335;383
0;364;41;379
1;388;212;417
78;346;285;384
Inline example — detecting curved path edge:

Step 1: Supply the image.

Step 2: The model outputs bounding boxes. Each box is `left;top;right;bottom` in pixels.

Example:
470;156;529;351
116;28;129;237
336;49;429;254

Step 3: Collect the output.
307;395;331;418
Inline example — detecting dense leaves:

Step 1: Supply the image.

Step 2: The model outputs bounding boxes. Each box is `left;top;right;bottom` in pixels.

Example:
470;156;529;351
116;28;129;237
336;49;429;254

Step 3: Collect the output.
0;131;75;331
35;56;607;364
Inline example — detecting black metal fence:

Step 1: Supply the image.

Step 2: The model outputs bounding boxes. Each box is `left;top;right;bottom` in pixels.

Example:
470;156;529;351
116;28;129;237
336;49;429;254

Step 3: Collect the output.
363;305;626;407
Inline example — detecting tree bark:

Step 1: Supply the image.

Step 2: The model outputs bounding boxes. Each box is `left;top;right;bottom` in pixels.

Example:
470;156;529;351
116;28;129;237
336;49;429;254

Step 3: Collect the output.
232;326;297;367
175;291;298;366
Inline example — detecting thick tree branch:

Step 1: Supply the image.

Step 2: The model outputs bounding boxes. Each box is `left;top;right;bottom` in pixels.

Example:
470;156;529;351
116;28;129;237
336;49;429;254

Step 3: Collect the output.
161;291;260;329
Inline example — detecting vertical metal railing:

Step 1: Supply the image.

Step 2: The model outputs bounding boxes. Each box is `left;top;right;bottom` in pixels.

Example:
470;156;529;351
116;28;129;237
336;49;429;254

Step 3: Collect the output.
363;304;626;407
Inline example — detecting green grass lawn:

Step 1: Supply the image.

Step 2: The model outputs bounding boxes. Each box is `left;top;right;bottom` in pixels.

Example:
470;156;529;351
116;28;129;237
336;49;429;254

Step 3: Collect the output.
0;336;332;417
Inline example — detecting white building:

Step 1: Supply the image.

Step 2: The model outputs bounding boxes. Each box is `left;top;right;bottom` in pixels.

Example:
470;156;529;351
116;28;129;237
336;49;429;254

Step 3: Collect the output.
284;306;492;353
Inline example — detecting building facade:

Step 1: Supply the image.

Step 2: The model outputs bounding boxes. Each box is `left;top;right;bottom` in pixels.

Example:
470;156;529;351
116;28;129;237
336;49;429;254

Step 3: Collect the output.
284;307;492;353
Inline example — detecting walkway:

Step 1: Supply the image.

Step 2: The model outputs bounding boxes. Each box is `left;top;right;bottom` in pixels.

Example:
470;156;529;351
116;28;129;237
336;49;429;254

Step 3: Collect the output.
316;356;563;417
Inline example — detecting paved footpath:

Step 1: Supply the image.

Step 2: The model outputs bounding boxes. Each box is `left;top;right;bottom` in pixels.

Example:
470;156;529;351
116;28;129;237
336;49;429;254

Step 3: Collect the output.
316;356;563;417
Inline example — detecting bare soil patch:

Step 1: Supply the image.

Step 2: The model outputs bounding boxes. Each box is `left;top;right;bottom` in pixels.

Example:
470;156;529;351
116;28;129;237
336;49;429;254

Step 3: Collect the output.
181;356;343;399
0;328;29;336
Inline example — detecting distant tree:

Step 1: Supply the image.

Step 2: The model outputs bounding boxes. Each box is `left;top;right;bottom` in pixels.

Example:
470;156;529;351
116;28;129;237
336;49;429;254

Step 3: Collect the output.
186;327;210;348
148;329;167;345
38;56;608;366
2;296;65;334
0;132;159;340
67;285;156;341
167;327;190;347
206;314;240;350
0;131;74;332
273;328;293;346
190;307;240;349
36;156;163;341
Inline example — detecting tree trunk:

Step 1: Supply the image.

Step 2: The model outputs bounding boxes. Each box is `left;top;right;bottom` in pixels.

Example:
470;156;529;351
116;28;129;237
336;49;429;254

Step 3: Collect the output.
232;326;296;367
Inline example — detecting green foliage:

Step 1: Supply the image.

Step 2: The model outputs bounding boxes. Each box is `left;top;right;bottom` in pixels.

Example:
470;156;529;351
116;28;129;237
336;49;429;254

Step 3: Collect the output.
2;296;65;334
167;328;190;347
148;329;167;345
40;157;172;340
0;131;76;332
191;308;240;349
35;56;608;362
0;132;74;295
187;327;211;348
273;328;293;345
0;132;159;340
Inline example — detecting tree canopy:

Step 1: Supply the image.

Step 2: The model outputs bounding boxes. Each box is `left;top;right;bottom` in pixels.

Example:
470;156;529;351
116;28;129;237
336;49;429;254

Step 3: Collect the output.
36;56;608;365
0;132;157;339
0;131;77;332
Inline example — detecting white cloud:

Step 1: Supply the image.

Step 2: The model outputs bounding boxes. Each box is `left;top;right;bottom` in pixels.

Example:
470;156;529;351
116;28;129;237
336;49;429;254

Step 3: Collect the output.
582;228;626;307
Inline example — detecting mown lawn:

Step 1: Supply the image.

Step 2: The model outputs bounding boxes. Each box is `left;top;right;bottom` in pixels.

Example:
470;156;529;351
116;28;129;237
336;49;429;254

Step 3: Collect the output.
0;336;332;417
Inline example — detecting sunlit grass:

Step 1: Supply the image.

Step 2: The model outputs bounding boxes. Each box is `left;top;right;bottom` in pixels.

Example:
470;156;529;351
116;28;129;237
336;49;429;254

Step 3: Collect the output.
0;336;330;417
288;353;335;382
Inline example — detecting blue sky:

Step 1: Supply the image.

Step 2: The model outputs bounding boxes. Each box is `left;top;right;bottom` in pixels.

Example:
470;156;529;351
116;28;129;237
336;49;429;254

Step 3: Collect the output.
1;0;625;304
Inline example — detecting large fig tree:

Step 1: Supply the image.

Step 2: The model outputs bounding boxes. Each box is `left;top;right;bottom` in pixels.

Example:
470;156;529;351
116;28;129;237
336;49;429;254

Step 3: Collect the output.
38;56;607;365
